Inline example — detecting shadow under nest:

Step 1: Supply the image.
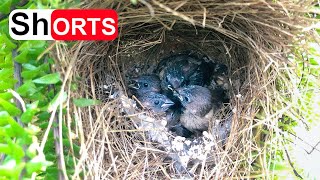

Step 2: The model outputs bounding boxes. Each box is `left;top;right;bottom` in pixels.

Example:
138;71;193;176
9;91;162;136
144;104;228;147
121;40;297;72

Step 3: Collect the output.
70;0;306;176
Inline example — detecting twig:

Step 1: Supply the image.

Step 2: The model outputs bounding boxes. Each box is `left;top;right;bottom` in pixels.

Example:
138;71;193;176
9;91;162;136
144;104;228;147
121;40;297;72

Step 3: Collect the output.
7;89;26;112
12;49;30;179
13;50;24;126
282;138;303;179
49;83;66;180
307;139;320;154
40;42;84;179
152;0;195;25
139;0;155;17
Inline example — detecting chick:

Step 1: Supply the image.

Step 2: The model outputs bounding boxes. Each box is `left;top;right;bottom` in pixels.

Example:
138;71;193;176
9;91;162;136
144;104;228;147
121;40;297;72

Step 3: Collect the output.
138;92;174;113
128;75;161;97
174;85;218;132
156;53;214;93
166;108;193;138
169;123;193;138
211;63;229;92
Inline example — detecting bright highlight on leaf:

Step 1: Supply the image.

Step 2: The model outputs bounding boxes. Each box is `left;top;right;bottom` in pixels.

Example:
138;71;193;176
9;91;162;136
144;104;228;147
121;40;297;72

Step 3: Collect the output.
73;98;101;107
32;73;60;84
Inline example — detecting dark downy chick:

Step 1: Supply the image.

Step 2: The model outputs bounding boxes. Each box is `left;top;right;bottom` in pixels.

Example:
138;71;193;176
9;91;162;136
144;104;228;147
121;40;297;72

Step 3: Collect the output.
156;53;214;93
174;85;217;132
166;108;193;138
128;75;161;97
138;92;175;113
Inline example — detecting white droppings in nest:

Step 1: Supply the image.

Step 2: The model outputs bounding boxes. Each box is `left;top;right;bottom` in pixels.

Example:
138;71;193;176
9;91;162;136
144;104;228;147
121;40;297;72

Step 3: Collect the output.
120;94;171;145
169;131;221;174
120;92;225;171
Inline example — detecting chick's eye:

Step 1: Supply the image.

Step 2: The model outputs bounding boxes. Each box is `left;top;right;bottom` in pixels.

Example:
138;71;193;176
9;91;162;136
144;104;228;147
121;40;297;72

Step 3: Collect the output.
184;96;190;102
154;100;160;105
143;83;149;87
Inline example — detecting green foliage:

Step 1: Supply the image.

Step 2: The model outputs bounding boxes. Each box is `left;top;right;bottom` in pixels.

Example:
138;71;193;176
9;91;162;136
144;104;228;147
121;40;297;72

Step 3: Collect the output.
0;0;81;179
33;73;61;84
73;98;101;107
130;0;138;5
270;25;320;180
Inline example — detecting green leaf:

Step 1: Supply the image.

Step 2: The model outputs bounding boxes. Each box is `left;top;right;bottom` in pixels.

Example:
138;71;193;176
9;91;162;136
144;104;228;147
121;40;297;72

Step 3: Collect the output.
1;126;15;138
0;143;11;154
22;69;41;80
0;80;15;91
38;111;50;121
0;92;13;100
0;111;24;137
21;101;39;123
0;161;25;179
7;140;25;162
0;0;12;14
18;40;46;53
73;98;101;107
130;0;138;5
21;109;35;123
22;63;37;70
0;98;21;116
22;63;50;80
14;50;29;63
17;80;37;97
32;73;60;84
0;53;13;69
0;19;9;35
25;162;43;175
0;33;16;51
0;68;13;77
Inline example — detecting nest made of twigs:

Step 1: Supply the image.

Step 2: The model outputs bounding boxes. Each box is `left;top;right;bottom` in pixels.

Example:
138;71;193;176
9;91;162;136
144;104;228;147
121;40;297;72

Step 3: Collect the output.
51;0;316;179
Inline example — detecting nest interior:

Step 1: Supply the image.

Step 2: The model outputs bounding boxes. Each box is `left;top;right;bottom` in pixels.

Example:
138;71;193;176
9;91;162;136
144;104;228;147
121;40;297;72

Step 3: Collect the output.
61;0;314;178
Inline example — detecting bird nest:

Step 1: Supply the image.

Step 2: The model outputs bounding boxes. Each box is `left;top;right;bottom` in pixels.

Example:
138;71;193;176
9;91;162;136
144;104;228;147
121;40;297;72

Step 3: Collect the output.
52;0;315;179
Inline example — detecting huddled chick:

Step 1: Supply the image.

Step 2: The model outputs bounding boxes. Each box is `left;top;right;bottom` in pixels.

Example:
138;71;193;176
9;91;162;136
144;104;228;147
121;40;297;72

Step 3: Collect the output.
129;74;193;137
138;92;174;113
128;52;229;138
128;74;161;97
174;85;214;133
156;53;209;94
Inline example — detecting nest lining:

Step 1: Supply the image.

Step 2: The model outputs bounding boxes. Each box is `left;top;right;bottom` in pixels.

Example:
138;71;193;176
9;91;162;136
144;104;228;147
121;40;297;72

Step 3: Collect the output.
58;0;315;179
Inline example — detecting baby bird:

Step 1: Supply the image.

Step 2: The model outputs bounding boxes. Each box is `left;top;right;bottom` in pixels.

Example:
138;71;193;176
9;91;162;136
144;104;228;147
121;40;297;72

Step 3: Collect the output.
128;75;161;97
174;85;216;133
212;63;229;92
156;53;214;93
138;92;174;113
166;108;193;138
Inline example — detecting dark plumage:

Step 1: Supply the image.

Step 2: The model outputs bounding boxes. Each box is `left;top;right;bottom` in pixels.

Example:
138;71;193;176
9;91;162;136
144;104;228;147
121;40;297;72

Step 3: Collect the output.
166;108;193;138
128;52;230;138
128;75;161;97
174;85;216;132
211;63;229;94
155;53;215;93
138;92;174;113
169;123;193;138
213;63;228;76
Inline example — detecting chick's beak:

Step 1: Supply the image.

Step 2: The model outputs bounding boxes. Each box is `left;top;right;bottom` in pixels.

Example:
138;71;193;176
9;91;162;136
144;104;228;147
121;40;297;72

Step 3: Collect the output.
172;90;183;101
177;95;184;102
128;83;139;89
161;100;174;109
